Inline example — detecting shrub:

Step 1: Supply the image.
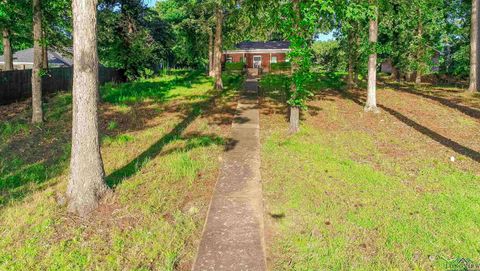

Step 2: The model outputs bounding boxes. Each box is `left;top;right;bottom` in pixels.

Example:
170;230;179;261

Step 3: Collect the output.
225;62;245;71
271;62;292;71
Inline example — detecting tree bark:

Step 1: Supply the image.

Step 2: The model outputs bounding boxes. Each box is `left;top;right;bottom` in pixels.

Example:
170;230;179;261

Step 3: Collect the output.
354;30;361;86
42;45;48;69
67;0;109;217
347;31;355;89
469;0;479;92
289;106;300;133
32;0;44;123
289;0;301;133
390;64;400;81
42;30;49;70
415;71;422;85
208;27;215;77
347;58;354;89
213;8;223;90
2;29;13;71
415;11;423;85
365;12;380;113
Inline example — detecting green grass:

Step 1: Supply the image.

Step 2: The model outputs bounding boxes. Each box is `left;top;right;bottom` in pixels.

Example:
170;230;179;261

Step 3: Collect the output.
259;72;346;102
0;71;243;270
260;73;480;270
263;128;480;270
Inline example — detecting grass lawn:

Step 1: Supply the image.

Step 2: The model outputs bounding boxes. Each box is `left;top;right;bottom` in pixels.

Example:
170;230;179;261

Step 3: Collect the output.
0;71;242;270
260;74;480;270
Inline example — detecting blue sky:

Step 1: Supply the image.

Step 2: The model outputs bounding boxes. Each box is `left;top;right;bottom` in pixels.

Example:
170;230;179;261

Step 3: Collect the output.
146;0;157;7
318;32;334;41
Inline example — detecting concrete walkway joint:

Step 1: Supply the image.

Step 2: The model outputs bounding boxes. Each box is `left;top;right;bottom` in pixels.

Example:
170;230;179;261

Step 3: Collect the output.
192;79;266;271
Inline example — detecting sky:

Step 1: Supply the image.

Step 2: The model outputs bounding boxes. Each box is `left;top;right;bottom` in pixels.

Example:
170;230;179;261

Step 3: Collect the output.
318;32;334;41
146;0;157;7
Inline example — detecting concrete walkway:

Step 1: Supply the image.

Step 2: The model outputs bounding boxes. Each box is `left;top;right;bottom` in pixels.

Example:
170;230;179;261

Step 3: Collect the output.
192;79;266;271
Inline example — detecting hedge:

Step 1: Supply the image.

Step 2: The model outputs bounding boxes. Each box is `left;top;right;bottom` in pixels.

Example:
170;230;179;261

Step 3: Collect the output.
271;62;292;71
225;62;245;71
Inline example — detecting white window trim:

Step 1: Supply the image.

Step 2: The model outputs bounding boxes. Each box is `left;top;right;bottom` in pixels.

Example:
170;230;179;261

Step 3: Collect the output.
253;55;262;68
271;56;278;64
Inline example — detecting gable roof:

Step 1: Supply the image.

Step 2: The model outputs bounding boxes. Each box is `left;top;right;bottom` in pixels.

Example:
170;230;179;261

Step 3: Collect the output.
0;48;72;66
235;41;290;50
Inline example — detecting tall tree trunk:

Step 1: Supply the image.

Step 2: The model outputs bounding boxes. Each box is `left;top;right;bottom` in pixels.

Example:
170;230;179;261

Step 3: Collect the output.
208;27;215;77
32;0;44;123
347;31;355;89
469;0;479;92
390;64;400;81
42;30;49;70
415;71;422;84
42;45;48;69
289;0;301;134
2;29;13;71
213;8;223;90
67;0;109;217
415;10;423;85
347;56;354;89
365;12;380;113
289;59;300;133
354;30;361;86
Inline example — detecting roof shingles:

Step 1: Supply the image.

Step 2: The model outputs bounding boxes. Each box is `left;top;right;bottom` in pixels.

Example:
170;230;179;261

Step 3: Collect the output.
0;48;72;66
235;41;290;50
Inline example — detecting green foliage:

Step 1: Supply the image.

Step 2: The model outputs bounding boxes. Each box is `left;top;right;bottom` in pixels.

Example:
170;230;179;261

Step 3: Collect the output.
312;40;347;72
0;121;29;139
225;62;245;71
260;72;346;103
269;0;335;108
100;70;205;104
102;134;135;145
0;0;32;53
155;0;213;69
98;0;173;80
271;62;292;71
107;121;119;131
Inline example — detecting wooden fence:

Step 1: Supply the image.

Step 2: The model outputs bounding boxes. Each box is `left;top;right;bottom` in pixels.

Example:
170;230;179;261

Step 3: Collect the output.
0;67;125;105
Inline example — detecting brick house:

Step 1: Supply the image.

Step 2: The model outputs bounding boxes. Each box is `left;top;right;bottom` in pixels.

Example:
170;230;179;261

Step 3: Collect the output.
222;41;290;75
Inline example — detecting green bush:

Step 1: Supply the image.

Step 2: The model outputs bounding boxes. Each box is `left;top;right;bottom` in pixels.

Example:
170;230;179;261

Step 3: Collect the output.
271;62;292;71
225;62;245;71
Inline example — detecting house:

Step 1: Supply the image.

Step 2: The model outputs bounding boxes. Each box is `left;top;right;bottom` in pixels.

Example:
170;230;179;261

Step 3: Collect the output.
222;41;290;75
0;48;72;70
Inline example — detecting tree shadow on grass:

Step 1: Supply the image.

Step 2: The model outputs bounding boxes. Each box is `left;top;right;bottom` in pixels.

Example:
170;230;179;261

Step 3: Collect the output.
258;72;344;119
0;113;71;207
340;90;480;163
106;80;242;188
384;82;480;120
1;72;207;207
0;71;244;205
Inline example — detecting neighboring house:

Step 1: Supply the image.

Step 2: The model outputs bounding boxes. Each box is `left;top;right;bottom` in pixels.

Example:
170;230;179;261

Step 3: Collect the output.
380;52;441;75
0;48;72;70
222;41;290;74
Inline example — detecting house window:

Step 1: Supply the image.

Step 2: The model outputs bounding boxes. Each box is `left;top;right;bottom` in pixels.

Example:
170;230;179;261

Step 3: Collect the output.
271;56;278;63
253;56;262;68
226;57;233;63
